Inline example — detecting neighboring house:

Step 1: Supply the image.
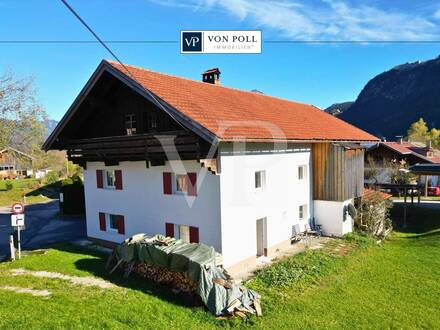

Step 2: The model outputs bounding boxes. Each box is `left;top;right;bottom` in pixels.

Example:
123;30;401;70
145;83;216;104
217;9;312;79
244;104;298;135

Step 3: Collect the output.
0;147;34;179
365;141;440;186
43;60;378;271
35;169;51;179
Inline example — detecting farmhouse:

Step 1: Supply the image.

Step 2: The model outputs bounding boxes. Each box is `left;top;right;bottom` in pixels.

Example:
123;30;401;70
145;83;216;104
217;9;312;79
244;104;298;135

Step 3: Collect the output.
366;140;440;186
0;147;34;179
43;60;378;271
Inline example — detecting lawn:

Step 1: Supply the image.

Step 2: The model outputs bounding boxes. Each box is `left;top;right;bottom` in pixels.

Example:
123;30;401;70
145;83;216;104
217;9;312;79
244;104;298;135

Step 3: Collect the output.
0;179;59;206
0;204;439;329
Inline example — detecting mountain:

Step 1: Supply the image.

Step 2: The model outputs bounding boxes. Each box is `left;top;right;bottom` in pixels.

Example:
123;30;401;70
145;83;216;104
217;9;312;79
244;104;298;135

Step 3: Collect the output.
44;119;58;138
325;102;354;116
338;56;440;140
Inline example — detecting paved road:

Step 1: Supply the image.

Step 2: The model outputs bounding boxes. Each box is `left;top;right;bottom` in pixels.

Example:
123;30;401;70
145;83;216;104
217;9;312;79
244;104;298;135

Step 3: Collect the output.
0;201;86;261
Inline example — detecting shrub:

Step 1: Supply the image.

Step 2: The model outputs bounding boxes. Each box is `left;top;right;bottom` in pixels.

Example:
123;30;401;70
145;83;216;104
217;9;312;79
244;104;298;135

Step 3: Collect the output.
5;180;13;191
43;171;59;185
355;190;393;238
62;174;83;187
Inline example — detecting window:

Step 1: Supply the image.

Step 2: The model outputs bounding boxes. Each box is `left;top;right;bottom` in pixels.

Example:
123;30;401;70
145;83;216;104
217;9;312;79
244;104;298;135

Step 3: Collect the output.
175;174;188;194
146;112;158;130
125;114;137;135
299;204;308;220
255;170;266;189
105;170;116;188
107;214;119;232
178;225;190;243
298;165;307;180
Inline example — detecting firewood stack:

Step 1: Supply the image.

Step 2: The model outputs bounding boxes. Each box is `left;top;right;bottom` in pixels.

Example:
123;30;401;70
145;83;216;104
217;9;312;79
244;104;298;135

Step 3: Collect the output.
131;262;198;295
108;234;262;318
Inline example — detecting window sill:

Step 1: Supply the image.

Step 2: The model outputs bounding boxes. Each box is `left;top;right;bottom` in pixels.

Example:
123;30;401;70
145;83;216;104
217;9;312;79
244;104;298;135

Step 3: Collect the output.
107;228;120;235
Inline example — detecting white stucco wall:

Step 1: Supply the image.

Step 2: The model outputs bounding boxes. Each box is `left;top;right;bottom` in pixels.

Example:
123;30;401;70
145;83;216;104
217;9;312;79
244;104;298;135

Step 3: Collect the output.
84;160;222;252
218;142;312;268
313;199;353;237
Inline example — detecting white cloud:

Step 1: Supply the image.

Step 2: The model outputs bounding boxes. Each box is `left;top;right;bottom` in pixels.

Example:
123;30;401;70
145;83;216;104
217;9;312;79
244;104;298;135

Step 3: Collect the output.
434;9;440;20
150;0;440;41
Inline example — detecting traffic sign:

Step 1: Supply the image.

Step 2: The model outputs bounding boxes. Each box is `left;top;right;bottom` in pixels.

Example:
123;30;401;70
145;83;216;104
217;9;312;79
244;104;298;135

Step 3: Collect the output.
11;203;24;214
11;214;25;227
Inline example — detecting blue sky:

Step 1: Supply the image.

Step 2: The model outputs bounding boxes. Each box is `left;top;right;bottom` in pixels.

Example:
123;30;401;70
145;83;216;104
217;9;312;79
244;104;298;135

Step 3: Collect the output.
1;0;440;120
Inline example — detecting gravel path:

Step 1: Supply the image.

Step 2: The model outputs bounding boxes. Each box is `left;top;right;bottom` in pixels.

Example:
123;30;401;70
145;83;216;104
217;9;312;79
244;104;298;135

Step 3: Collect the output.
10;268;114;289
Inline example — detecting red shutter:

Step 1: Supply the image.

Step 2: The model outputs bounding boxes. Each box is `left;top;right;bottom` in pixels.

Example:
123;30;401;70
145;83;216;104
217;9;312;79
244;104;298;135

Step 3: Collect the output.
115;170;123;190
117;215;125;235
96;170;103;188
187;172;197;196
163;172;172;195
99;212;106;231
165;222;174;237
189;226;199;243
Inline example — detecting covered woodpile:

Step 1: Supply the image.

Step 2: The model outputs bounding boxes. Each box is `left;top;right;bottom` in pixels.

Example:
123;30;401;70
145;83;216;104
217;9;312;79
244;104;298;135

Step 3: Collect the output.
107;234;262;318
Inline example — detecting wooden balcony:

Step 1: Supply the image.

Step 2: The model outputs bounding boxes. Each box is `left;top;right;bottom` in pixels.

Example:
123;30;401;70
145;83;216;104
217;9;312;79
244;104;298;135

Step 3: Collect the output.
62;130;215;167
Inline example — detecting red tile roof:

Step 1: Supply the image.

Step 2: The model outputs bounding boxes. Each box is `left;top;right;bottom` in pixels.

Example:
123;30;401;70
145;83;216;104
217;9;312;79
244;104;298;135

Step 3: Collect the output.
108;61;378;142
362;188;392;201
381;142;440;164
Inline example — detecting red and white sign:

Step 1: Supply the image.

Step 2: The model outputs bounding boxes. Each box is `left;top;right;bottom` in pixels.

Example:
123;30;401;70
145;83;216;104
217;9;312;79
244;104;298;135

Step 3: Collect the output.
11;203;24;215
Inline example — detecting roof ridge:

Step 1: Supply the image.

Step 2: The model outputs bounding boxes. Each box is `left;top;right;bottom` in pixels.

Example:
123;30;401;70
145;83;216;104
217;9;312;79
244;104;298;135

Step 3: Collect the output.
105;59;316;109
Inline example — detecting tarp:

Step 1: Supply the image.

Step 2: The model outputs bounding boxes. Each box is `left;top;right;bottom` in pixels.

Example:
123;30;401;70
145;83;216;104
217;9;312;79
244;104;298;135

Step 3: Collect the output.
109;234;261;316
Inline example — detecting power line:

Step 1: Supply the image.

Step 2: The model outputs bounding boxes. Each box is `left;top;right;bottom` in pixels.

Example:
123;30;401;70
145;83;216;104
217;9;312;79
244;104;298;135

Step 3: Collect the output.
265;40;440;44
60;0;127;69
0;40;177;44
59;0;187;132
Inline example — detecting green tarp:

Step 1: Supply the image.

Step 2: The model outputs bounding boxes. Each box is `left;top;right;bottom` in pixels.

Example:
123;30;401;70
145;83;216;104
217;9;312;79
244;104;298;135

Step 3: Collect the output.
109;234;261;316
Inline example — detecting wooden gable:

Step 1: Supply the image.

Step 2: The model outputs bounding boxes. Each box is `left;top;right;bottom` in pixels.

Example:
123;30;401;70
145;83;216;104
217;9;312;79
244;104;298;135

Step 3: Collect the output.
44;63;215;167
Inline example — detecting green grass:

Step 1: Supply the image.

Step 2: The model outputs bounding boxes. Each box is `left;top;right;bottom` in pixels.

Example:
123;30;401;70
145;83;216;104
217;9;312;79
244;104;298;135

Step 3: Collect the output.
0;205;439;329
0;179;59;206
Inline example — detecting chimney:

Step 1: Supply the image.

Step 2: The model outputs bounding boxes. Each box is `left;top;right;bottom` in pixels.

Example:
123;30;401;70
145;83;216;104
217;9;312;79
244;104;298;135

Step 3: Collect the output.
396;135;404;144
202;68;221;85
426;140;434;158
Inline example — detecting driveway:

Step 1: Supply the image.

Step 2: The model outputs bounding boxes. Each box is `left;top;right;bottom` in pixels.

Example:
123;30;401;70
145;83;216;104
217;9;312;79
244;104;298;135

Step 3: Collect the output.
0;201;86;261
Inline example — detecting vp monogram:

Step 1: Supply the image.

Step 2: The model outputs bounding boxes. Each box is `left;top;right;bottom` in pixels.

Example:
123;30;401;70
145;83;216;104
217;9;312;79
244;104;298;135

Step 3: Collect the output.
181;32;202;52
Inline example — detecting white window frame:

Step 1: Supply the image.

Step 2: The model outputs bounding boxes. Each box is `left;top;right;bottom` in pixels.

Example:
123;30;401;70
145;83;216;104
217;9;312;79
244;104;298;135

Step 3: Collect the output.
175;224;190;243
106;213;119;233
298;165;307;181
174;174;188;195
104;170;116;189
255;170;266;190
299;204;308;221
125;113;137;136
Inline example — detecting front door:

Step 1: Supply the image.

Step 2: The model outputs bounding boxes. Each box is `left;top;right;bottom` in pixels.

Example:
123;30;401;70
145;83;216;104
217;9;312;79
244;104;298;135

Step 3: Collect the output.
256;217;267;257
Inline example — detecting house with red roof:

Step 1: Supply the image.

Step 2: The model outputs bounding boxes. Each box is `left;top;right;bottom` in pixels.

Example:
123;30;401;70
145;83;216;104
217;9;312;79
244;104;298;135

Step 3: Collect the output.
365;140;440;186
43;60;378;272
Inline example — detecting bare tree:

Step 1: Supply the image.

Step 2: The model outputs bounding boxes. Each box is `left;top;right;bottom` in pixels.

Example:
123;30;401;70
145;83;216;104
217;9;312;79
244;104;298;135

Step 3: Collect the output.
0;70;47;155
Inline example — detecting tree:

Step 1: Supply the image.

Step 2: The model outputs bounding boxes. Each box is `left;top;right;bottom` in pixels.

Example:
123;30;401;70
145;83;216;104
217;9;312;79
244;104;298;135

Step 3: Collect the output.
0;70;47;156
407;117;429;142
429;128;440;149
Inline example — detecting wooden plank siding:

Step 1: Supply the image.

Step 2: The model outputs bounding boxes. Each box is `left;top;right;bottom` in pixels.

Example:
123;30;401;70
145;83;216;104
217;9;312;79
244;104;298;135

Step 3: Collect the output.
312;143;364;201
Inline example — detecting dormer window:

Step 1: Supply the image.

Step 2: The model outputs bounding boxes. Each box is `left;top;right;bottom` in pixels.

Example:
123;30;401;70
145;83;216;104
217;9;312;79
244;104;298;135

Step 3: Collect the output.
125;114;137;135
147;112;158;130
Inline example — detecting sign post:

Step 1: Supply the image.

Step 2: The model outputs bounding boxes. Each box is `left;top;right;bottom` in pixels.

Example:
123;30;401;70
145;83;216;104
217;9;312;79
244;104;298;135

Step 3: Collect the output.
11;203;25;260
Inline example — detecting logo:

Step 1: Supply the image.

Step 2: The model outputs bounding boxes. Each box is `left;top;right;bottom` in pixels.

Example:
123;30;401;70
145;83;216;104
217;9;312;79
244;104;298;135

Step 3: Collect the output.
181;32;203;52
181;30;262;54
